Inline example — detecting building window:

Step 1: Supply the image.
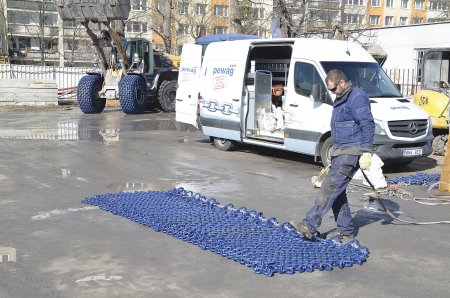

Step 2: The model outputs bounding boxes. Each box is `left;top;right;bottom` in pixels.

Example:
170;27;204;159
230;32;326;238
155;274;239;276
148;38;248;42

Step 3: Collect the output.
412;17;423;24
196;4;206;15
131;0;146;10
401;0;408;8
252;7;264;19
177;24;189;36
369;15;380;25
7;10;56;26
214;26;227;34
399;17;408;25
214;5;228;17
178;2;188;14
344;14;363;24
428;18;444;23
371;0;380;6
156;24;164;33
385;16;393;26
386;0;394;7
414;0;423;9
126;22;147;33
63;20;78;28
429;1;448;10
346;0;363;5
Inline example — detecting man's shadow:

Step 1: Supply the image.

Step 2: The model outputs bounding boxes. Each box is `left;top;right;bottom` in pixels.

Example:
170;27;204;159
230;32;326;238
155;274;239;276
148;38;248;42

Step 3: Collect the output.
352;197;400;237
320;197;400;239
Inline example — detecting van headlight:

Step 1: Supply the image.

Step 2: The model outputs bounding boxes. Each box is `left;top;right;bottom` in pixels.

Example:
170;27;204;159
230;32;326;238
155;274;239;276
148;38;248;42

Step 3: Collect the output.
428;117;434;133
374;119;386;135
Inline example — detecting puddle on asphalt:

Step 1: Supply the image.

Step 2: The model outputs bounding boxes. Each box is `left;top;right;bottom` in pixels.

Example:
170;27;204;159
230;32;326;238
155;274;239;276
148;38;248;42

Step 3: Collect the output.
107;181;175;192
49;168;89;183
0;246;17;262
0;119;196;142
49;167;74;178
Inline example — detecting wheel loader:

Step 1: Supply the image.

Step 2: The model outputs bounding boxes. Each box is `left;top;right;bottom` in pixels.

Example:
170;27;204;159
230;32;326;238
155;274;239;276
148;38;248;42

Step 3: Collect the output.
54;0;178;114
413;48;450;155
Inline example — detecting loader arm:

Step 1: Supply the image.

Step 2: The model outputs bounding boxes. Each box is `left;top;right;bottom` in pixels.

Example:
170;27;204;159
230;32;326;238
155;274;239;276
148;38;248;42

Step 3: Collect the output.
106;26;128;72
81;22;109;75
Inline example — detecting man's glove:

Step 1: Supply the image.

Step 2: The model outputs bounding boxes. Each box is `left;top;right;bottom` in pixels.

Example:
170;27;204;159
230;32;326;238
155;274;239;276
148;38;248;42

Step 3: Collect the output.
359;152;372;170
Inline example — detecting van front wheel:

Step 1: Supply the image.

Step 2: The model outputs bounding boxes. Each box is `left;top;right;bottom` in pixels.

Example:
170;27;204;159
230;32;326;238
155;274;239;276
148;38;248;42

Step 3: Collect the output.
213;138;236;151
320;137;333;167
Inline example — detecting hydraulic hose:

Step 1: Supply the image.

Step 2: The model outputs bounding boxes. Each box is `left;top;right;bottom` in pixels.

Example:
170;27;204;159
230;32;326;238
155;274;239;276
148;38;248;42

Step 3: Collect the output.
361;170;450;225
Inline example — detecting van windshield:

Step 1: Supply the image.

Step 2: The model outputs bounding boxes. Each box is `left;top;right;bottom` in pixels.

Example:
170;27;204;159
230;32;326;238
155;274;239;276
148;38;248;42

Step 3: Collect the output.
321;62;402;98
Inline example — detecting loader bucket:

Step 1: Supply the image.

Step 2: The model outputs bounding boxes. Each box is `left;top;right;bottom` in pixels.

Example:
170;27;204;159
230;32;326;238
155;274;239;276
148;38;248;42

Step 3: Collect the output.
54;0;131;22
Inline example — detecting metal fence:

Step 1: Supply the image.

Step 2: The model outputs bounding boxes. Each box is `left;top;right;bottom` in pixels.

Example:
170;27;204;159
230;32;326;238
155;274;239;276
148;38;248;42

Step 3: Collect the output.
384;68;418;98
0;64;99;100
0;64;419;99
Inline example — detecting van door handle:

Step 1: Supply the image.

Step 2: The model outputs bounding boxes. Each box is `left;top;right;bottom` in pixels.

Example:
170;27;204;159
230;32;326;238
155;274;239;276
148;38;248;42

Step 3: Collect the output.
176;99;182;101
232;98;240;102
290;104;298;107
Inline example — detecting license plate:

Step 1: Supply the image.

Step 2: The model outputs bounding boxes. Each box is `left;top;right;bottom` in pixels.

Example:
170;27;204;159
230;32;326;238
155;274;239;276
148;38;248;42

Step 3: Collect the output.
402;148;423;157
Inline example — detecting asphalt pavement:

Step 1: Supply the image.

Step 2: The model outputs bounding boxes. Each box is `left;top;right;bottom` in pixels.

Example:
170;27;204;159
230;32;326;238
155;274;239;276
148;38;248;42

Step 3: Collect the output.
0;106;449;298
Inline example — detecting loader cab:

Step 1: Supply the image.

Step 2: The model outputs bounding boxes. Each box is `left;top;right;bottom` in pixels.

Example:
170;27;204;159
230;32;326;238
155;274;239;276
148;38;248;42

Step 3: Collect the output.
421;49;450;91
122;38;153;74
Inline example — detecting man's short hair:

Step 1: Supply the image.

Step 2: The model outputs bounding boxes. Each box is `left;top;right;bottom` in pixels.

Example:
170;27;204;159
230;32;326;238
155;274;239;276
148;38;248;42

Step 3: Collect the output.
326;69;348;85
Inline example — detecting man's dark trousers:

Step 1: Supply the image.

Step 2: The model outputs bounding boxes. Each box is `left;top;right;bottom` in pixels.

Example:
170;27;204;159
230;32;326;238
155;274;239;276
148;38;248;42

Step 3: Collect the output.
302;154;360;236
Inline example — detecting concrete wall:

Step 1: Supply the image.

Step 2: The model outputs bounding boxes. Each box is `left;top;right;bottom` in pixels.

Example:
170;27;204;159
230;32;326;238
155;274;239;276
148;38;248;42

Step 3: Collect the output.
0;79;58;105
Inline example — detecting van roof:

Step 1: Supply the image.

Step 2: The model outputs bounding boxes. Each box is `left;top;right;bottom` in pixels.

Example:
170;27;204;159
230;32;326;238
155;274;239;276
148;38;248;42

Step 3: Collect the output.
204;38;376;63
195;34;261;45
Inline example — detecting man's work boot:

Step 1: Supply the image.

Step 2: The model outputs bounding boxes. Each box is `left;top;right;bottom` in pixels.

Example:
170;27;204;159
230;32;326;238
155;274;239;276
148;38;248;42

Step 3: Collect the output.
326;231;354;243
289;221;314;239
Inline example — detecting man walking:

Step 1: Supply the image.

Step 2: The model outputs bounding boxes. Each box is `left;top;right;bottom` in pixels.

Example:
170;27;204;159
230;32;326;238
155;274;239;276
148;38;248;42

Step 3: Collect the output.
291;69;375;241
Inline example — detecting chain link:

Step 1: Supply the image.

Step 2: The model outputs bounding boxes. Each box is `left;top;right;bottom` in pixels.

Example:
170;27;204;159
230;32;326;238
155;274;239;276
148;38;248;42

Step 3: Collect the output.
200;99;240;117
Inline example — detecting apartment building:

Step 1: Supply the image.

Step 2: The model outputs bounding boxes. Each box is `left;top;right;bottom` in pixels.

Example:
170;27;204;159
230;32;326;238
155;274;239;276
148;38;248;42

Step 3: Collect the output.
361;0;449;28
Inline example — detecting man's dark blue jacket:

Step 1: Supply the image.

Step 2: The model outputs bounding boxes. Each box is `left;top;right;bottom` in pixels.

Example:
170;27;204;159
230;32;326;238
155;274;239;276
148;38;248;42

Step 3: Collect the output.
331;85;375;152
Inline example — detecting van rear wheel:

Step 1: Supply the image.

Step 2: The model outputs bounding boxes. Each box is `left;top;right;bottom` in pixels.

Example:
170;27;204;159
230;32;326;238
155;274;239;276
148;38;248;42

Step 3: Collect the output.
213;138;236;151
320;137;333;167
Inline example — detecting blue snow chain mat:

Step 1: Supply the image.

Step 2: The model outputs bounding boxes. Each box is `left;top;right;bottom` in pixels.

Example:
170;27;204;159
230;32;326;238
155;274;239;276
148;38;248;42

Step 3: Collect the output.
387;172;441;186
82;188;369;276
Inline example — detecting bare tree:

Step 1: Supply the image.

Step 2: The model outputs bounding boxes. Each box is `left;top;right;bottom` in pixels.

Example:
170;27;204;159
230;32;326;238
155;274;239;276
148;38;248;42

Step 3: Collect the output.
151;0;176;53
231;0;272;35
175;0;213;39
428;0;450;21
274;0;307;37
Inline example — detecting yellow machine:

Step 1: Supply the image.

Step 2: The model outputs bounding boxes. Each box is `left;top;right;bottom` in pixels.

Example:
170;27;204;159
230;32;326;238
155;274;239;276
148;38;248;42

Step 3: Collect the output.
163;53;181;69
413;49;450;156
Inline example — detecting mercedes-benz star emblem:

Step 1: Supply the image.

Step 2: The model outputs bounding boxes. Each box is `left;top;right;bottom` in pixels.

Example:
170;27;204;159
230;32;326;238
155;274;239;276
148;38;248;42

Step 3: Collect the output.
409;122;418;134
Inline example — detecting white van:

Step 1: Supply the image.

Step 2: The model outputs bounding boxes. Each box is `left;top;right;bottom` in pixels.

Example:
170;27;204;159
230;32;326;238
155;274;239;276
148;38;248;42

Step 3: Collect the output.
176;38;433;165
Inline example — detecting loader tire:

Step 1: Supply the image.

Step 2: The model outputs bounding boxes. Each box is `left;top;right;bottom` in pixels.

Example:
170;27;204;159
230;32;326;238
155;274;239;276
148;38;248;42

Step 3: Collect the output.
158;80;177;112
77;75;105;114
119;75;147;114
